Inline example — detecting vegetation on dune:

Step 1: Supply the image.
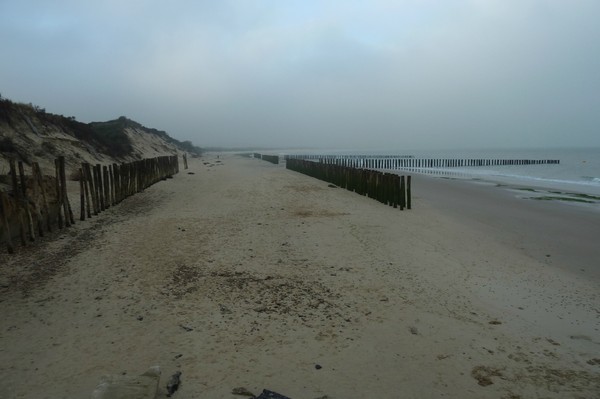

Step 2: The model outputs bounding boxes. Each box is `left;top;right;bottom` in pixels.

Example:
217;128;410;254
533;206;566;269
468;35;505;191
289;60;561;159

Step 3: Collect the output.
0;95;203;159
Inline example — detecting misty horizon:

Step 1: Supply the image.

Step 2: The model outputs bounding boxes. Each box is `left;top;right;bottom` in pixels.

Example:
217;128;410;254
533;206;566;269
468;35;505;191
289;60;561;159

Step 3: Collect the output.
2;1;599;150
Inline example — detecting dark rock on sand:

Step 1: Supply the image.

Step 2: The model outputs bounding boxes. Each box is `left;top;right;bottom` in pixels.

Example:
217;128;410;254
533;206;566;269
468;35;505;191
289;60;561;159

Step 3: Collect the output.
166;371;181;397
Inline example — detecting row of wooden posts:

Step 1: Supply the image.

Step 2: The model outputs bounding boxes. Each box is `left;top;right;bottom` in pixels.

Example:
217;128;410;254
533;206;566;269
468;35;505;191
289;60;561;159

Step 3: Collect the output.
77;155;179;221
0;159;57;253
285;154;560;169
254;153;279;165
286;159;411;210
1;155;179;254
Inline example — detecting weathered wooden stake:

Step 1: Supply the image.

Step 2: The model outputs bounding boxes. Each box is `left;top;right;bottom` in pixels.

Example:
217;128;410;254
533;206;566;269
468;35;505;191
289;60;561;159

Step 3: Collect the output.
30;163;44;237
95;164;104;212
82;164;92;219
34;163;52;232
10;159;27;245
54;158;64;229
18;161;36;241
399;176;406;210
103;165;110;209
0;192;15;254
79;168;85;221
58;157;71;227
407;175;412;210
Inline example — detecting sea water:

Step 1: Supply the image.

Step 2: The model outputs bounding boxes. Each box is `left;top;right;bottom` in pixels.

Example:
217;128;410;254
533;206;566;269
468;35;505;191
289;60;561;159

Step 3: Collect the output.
405;147;600;196
282;147;600;201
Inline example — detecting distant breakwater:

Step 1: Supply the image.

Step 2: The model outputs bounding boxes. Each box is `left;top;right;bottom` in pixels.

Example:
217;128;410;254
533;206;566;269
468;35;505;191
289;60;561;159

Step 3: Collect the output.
286;159;411;210
284;155;560;169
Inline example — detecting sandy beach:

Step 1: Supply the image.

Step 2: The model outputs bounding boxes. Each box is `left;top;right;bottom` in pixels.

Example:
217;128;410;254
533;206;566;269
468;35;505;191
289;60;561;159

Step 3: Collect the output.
0;154;598;398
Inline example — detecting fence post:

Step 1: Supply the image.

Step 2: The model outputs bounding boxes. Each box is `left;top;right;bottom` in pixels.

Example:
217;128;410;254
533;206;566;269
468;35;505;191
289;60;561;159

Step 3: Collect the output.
58;156;73;226
407;176;412;210
30;163;44;237
54;158;64;229
79;168;85;221
18;161;36;241
103;166;110;209
0;192;15;253
399;176;406;210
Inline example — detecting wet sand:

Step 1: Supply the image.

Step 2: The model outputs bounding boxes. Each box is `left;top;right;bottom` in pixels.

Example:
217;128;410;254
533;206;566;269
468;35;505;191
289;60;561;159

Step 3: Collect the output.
414;174;600;280
0;154;598;398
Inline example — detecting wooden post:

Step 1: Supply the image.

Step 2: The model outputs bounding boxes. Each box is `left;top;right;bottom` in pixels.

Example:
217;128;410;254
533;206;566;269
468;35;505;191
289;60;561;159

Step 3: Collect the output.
58;157;71;227
0;192;15;254
82;164;92;219
79;168;85;221
11;159;27;245
83;163;97;216
30;163;44;237
109;165;115;206
399;176;405;210
18;161;35;241
34;163;52;232
407;175;412;210
96;164;104;212
113;164;120;204
103;165;110;209
55;158;64;229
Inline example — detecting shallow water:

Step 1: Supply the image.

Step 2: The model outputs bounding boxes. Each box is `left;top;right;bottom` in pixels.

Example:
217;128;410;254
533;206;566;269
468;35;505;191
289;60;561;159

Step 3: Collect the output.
282;147;600;197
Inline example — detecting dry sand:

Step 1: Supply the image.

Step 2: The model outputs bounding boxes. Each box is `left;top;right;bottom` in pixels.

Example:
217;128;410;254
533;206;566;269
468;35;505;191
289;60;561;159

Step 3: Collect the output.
0;154;598;398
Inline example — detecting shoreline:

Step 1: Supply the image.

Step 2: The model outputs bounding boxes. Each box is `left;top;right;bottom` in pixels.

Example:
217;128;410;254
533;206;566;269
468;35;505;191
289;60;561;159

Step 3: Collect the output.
413;172;600;281
1;154;598;398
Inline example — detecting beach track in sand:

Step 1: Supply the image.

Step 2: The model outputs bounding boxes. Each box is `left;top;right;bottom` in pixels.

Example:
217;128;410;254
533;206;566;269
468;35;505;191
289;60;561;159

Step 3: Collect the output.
0;154;598;398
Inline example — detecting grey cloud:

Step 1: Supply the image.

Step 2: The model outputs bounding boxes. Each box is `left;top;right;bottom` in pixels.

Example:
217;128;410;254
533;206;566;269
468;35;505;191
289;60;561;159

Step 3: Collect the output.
1;1;599;149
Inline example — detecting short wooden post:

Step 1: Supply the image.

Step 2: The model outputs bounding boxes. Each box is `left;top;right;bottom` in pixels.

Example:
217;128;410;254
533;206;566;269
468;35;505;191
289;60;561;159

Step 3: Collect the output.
96;164;104;212
79;168;85;221
103;166;110;209
10;159;27;246
34;163;52;232
0;192;15;254
109;165;115;206
54;158;64;229
58;157;71;227
407;175;412;210
18;161;35;241
30;163;44;237
82;164;92;219
399;176;406;210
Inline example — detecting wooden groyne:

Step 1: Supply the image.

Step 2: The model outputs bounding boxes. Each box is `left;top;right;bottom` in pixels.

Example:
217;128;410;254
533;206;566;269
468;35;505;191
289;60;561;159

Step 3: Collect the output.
254;153;279;165
1;155;179;254
286;159;411;210
285;155;559;169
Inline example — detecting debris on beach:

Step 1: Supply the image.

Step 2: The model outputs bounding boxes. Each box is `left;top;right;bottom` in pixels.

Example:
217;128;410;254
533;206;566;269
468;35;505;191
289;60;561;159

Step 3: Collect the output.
166;371;182;397
255;389;292;399
232;387;255;396
471;365;503;386
91;366;161;399
232;388;292;399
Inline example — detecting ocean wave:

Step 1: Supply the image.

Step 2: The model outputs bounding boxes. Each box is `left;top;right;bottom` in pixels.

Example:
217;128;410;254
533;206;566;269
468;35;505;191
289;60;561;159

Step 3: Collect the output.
432;168;600;188
582;176;600;182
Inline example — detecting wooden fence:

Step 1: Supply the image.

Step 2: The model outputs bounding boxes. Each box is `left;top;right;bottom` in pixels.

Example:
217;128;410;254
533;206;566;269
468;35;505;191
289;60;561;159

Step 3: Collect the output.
254;153;279;165
285;154;559;169
1;155;179;254
286;159;411;210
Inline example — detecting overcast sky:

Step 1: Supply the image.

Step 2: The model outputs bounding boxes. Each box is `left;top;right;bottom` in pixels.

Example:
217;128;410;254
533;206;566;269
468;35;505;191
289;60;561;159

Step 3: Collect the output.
1;1;599;149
